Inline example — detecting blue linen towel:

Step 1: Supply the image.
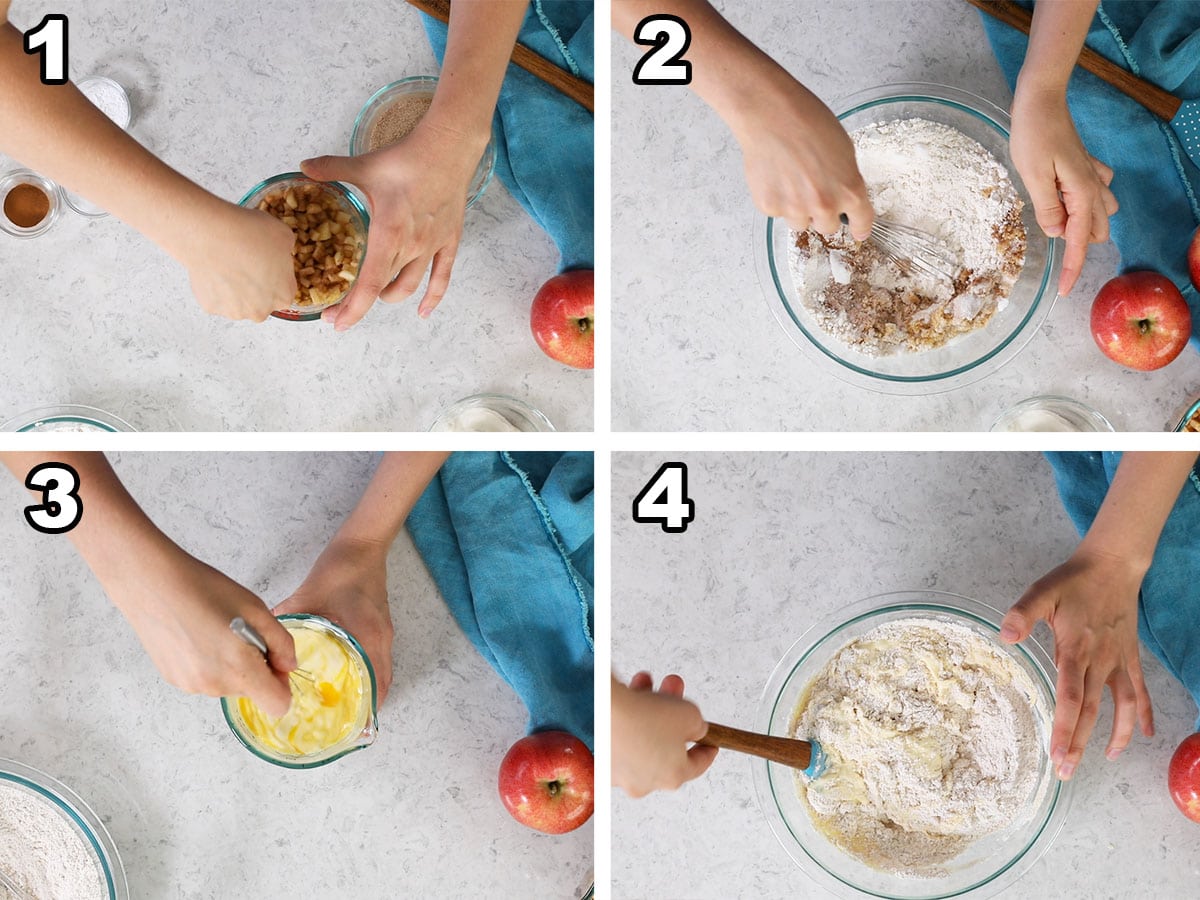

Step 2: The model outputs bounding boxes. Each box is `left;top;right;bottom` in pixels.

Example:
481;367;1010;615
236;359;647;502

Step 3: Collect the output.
422;1;594;272
1046;451;1200;729
407;451;595;749
981;1;1200;345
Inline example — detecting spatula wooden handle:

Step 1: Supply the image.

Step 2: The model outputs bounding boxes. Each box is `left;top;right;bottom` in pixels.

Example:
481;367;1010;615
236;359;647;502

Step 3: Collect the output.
697;722;813;770
404;0;594;113
963;0;1182;121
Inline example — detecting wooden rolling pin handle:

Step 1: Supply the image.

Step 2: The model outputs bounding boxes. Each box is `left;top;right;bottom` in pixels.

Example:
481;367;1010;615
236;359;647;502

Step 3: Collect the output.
697;722;813;770
404;0;594;114
962;0;1181;122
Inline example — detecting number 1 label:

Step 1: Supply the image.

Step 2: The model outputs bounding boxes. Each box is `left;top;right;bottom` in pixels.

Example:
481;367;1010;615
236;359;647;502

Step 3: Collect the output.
24;14;69;85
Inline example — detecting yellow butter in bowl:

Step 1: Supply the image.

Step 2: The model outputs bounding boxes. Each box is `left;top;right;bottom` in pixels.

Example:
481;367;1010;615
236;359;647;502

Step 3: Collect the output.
221;614;378;768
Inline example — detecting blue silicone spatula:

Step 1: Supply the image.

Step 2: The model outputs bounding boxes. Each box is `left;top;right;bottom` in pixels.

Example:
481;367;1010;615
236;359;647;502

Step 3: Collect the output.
967;0;1200;169
697;722;828;780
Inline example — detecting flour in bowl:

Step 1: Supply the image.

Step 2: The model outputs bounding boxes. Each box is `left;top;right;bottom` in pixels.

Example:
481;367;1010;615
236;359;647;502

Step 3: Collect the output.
0;782;106;900
788;118;1026;355
792;618;1043;875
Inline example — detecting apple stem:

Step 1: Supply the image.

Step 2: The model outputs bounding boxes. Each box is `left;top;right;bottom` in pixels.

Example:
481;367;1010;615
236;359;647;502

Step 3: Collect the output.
547;780;561;797
1138;318;1153;335
574;317;592;336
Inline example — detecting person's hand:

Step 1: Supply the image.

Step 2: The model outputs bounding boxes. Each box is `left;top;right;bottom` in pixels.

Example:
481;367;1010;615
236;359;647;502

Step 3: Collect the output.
1001;547;1154;781
612;672;718;797
112;548;297;716
1010;85;1118;297
301;119;483;331
273;537;394;703
726;71;874;240
181;203;298;322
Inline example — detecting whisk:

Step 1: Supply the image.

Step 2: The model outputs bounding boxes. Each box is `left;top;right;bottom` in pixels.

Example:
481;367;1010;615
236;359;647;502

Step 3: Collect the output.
839;213;959;282
229;617;319;691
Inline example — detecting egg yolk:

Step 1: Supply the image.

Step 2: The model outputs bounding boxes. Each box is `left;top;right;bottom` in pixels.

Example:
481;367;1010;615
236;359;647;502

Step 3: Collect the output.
237;626;365;756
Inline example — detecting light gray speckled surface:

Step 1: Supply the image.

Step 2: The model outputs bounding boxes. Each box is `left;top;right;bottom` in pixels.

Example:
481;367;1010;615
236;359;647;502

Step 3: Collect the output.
612;0;1200;431
612;452;1198;898
0;453;592;898
0;1;590;432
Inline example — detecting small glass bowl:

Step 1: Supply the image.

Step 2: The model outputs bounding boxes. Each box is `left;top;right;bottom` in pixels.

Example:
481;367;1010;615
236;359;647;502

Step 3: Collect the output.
0;404;135;432
1171;395;1200;432
757;83;1061;395
0;169;62;238
350;76;495;209
754;591;1069;900
221;614;378;769
239;173;371;322
0;758;129;899
429;394;556;432
990;395;1115;432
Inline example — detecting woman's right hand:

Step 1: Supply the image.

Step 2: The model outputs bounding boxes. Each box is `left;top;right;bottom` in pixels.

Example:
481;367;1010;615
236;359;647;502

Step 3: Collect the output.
612;672;718;797
183;203;298;322
113;547;298;716
728;71;874;240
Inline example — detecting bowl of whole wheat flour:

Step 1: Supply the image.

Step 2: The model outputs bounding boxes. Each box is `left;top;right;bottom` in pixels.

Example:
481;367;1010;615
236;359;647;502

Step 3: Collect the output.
756;83;1061;395
0;759;129;899
753;591;1071;900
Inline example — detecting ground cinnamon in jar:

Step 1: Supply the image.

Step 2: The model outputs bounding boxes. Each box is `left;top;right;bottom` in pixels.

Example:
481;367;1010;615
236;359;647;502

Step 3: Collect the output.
3;183;50;228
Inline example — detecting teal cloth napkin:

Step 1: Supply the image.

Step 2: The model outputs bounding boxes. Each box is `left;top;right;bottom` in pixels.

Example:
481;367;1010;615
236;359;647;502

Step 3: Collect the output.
1046;451;1200;729
407;451;595;749
422;1;595;272
981;1;1200;345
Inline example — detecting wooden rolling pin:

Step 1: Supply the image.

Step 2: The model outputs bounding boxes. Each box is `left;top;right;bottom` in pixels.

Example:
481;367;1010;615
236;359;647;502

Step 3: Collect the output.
963;0;1181;121
404;0;594;114
697;722;817;771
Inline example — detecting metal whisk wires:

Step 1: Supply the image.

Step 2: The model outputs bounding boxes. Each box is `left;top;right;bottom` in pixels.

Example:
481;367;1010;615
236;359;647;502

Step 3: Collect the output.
840;213;959;282
229;616;319;692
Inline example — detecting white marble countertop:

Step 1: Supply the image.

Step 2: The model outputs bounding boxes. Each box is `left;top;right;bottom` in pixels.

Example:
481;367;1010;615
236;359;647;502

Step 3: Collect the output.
0;452;592;898
612;0;1200;431
0;1;590;432
612;452;1197;898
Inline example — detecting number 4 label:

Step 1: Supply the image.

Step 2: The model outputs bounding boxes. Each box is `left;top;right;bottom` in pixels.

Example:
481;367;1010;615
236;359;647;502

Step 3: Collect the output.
632;462;695;534
632;15;692;86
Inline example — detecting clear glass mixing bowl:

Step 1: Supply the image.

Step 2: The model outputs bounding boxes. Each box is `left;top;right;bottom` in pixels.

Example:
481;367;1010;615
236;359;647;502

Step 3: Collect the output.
753;591;1071;899
757;83;1061;395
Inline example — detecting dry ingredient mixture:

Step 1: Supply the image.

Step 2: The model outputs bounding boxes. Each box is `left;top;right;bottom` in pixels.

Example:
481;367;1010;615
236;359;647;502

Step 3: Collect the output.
257;182;364;308
792;619;1043;875
368;93;434;152
4;183;50;228
788;118;1026;355
0;783;106;900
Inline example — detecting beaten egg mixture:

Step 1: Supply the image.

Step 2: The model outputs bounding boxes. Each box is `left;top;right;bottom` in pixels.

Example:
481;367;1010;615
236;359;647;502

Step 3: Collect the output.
238;625;366;755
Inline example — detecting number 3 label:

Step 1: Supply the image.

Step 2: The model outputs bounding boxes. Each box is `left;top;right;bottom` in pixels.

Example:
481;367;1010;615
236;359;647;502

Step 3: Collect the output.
24;463;83;534
632;15;692;85
633;462;695;533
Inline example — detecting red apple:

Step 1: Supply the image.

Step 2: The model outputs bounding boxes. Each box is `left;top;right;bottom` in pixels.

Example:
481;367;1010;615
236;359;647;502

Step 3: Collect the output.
498;731;594;834
1189;225;1200;292
1169;732;1200;823
531;270;594;369
1090;271;1191;371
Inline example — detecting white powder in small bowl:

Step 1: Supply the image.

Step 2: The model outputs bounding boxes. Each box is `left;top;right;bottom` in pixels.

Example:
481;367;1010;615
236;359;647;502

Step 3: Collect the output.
0;782;107;900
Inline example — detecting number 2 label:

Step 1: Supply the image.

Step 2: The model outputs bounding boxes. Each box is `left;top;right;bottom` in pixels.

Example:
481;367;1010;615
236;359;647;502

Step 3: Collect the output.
632;15;692;86
24;463;83;535
632;462;695;533
23;14;69;85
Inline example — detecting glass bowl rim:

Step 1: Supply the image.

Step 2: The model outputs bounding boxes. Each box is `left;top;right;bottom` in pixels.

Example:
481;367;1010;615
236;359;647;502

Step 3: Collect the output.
752;589;1071;900
220;613;379;769
1172;396;1200;432
756;81;1062;395
428;393;557;432
0;168;63;238
990;395;1115;433
1;403;135;432
348;75;496;209
0;756;129;899
237;172;371;322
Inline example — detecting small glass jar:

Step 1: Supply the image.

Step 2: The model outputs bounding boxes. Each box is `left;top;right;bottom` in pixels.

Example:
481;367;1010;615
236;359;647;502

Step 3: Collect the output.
990;395;1114;432
239;174;370;321
0;403;135;432
221;614;378;769
429;394;556;432
0;169;62;238
350;76;495;209
62;76;133;218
